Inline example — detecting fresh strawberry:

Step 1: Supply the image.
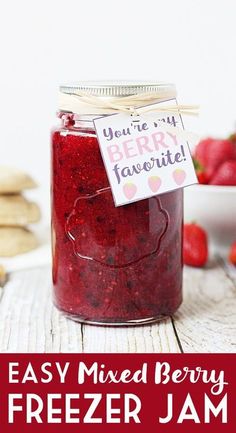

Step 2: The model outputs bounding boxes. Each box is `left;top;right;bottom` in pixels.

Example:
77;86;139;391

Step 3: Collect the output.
228;132;236;144
194;138;235;181
194;138;213;168
209;160;236;185
228;133;236;158
229;241;236;265
197;172;208;184
183;223;208;267
193;158;208;184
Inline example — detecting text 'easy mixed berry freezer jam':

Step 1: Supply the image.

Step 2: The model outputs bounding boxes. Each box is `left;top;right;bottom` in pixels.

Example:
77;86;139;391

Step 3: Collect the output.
51;82;183;325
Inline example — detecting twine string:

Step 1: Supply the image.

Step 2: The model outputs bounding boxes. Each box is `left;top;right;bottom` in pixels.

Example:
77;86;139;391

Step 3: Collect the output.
58;90;199;116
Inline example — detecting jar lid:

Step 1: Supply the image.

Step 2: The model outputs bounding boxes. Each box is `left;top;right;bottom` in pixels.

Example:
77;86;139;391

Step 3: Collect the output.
60;81;176;98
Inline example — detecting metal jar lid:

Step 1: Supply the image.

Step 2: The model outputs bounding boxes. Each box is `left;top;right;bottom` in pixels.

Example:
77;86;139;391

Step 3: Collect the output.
59;81;176;98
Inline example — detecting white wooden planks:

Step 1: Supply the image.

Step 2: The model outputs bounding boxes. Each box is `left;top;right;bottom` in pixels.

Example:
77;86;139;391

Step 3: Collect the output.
0;266;179;353
173;260;236;353
82;318;180;353
0;260;235;353
0;267;83;353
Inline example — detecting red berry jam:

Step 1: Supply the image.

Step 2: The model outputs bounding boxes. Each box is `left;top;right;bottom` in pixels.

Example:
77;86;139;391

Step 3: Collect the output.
51;114;183;325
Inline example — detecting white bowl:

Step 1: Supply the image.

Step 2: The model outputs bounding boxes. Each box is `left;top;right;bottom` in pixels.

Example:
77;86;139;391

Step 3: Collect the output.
184;184;236;250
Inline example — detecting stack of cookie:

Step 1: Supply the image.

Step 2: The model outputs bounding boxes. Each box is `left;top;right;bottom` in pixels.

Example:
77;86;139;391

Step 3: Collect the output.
0;166;41;256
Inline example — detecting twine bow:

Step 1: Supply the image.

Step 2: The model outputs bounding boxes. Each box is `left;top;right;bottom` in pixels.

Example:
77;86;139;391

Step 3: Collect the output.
58;90;199;117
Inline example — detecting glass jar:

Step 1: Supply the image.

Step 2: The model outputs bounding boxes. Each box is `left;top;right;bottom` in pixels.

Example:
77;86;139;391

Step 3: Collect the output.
51;82;183;325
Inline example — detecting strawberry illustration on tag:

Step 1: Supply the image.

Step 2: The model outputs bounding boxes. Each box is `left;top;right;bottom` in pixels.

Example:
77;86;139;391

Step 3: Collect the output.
148;176;162;193
123;183;137;200
173;169;186;185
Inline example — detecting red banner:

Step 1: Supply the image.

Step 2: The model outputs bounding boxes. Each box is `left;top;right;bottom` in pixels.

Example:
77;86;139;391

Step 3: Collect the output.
0;354;234;432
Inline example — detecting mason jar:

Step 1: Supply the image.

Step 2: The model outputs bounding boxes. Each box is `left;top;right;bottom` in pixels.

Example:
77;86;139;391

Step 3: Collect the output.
51;82;183;325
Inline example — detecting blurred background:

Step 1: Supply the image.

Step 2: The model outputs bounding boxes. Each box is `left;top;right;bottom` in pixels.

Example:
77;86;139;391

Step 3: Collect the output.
0;0;236;223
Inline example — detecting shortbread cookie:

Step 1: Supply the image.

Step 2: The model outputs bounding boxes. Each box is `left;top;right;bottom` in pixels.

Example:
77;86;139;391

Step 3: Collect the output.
0;264;6;286
0;227;38;257
0;194;41;226
0;166;37;193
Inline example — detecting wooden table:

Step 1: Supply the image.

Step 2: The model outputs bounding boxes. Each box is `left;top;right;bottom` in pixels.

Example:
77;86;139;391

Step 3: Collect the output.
0;256;235;353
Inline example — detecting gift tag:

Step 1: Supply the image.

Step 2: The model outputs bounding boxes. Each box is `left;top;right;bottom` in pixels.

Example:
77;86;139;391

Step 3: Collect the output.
94;99;198;206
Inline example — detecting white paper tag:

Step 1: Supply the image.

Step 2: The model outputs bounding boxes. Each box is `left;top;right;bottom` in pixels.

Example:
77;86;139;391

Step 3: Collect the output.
94;99;198;206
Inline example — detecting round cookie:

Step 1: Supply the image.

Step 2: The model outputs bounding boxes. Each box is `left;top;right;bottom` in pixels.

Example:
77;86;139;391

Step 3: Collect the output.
0;194;41;226
0;166;37;193
0;227;38;257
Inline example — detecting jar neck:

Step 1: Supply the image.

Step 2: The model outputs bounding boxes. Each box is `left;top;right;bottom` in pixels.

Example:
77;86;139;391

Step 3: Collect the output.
58;111;106;129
